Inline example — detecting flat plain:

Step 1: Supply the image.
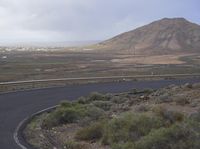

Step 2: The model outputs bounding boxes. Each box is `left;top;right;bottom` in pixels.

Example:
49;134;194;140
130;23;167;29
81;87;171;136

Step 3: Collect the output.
1;51;200;82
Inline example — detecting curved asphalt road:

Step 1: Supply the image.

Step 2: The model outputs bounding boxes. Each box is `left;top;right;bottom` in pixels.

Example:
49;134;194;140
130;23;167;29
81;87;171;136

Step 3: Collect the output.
1;78;200;149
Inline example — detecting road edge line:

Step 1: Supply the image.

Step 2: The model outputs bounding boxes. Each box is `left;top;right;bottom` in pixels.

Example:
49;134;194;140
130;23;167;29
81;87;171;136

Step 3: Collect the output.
13;106;58;149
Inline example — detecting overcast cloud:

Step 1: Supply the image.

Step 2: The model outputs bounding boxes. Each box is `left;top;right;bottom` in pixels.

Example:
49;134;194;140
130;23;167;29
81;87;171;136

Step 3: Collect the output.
0;0;199;42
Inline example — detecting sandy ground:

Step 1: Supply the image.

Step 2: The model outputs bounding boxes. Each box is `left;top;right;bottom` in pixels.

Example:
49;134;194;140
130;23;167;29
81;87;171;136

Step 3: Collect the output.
111;54;191;65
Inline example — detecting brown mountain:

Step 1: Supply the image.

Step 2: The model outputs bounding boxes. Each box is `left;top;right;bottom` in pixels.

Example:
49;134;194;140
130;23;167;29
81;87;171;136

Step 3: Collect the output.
96;18;200;55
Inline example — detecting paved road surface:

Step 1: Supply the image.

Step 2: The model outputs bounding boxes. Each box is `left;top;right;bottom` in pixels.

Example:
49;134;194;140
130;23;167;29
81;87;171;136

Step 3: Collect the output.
1;78;200;149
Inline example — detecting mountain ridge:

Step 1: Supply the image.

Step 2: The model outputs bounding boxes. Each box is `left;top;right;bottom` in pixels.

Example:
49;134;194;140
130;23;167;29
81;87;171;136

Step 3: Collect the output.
95;18;200;55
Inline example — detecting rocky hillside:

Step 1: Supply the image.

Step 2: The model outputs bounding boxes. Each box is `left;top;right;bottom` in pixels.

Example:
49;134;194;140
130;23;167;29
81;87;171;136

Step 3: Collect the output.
96;18;200;55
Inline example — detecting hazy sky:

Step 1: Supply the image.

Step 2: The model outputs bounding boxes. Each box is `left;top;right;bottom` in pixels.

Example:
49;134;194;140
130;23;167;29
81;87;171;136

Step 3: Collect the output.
0;0;199;42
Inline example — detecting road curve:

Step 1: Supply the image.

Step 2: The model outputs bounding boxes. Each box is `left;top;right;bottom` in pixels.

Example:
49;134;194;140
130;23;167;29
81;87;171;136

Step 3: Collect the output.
1;78;200;149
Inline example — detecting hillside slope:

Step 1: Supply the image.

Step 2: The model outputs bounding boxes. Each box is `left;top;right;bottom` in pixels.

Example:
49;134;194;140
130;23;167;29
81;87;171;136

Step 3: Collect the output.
96;18;200;55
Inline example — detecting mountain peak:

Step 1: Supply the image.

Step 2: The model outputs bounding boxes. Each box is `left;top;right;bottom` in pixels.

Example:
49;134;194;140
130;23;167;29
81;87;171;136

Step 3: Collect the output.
160;17;187;21
98;18;200;55
149;17;194;29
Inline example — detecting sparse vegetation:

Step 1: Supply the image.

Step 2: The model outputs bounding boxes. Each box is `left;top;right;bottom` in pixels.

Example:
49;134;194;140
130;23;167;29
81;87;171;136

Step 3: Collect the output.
152;106;184;124
102;112;165;145
1;50;200;94
42;102;86;128
92;100;112;111
75;121;105;141
24;83;200;149
134;121;200;149
64;141;87;149
42;101;105;128
173;95;190;105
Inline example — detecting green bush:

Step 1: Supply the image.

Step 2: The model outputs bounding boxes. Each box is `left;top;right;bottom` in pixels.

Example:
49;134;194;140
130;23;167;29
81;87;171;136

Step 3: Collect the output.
88;92;106;101
111;96;125;104
134;121;200;149
92;100;112;111
77;92;111;104
60;101;73;107
110;120;200;149
75;121;105;141
85;105;106;120
77;97;87;104
42;102;88;128
153;106;184;124
42;100;107;128
102;112;164;145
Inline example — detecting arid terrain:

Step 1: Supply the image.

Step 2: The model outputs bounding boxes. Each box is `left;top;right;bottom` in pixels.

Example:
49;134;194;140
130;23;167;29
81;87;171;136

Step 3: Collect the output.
1;18;200;84
1;51;200;82
0;50;200;93
24;82;200;149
